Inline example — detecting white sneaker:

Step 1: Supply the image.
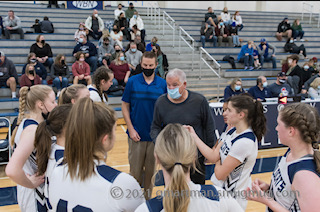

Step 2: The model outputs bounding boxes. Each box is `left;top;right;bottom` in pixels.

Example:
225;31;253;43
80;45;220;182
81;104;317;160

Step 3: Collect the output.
57;90;61;97
294;39;297;41
300;39;305;42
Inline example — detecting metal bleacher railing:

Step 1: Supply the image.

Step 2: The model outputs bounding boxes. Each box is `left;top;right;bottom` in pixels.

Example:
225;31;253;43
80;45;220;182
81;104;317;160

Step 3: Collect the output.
301;1;313;24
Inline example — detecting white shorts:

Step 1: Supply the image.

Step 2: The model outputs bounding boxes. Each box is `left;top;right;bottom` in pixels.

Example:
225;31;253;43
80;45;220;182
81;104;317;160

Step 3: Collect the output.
17;184;37;212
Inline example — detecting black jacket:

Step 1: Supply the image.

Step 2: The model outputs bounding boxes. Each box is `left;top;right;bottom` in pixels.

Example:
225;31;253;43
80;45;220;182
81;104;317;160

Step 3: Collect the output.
114;18;128;29
277;21;291;33
200;25;214;38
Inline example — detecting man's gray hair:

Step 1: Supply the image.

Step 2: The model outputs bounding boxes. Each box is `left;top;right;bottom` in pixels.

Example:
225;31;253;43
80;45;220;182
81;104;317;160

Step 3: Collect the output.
166;68;187;83
0;51;5;57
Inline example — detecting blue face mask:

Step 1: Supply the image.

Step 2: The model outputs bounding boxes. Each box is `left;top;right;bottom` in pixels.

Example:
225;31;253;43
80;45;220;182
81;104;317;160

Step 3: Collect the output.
263;82;268;88
78;38;84;43
167;86;182;99
220;22;224;26
120;56;125;61
235;85;241;91
318;85;320;90
289;40;294;43
131;48;137;53
133;15;137;19
304;65;309;70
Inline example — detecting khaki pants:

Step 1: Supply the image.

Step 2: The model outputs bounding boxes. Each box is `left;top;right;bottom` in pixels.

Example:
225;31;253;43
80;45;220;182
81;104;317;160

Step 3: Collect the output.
128;138;155;200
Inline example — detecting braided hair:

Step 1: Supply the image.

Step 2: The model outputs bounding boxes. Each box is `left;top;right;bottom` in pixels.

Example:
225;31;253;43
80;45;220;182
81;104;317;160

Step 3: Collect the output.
92;66;113;102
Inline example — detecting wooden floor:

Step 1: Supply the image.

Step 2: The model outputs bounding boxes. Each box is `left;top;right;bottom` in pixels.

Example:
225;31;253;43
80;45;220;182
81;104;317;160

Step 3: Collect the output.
0;123;288;212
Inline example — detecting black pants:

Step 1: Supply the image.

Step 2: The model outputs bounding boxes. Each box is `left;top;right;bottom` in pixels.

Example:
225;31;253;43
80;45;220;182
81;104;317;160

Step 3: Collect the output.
190;156;206;184
292;44;306;57
4;28;24;39
88;30;102;40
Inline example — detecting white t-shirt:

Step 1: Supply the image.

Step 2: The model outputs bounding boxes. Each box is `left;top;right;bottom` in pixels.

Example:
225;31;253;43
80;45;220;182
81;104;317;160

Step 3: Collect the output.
220;12;231;22
135;181;243;212
114;9;125;20
87;84;108;104
48;160;145;212
211;128;258;210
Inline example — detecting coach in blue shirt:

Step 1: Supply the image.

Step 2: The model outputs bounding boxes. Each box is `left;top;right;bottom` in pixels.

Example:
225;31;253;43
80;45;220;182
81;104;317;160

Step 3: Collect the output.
248;76;271;101
121;51;167;200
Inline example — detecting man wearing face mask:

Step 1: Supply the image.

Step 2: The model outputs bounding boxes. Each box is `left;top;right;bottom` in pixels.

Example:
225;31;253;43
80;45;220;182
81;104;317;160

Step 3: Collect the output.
150;68;216;185
125;2;137;21
98;36;115;67
85;9;104;40
114;3;125;20
122;52;167;200
248;76;271;101
0;51;18;98
125;42;142;72
268;72;293;97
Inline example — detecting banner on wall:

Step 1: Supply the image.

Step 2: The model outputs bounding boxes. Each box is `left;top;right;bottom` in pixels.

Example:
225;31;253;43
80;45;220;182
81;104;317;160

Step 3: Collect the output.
210;100;320;150
66;1;104;10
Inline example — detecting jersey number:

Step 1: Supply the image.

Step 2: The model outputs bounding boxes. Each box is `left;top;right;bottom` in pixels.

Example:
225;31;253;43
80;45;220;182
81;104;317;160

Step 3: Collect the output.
57;199;93;212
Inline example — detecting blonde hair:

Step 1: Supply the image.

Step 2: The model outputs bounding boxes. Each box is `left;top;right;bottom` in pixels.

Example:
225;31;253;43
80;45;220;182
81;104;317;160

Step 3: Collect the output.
310;78;320;90
10;85;54;146
58;84;87;105
25;64;36;77
64;98;117;181
114;52;126;66
230;78;242;92
154;123;198;212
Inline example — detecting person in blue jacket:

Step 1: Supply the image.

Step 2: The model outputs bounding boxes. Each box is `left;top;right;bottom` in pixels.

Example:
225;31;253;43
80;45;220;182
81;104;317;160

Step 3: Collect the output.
237;40;254;70
224;77;245;101
248;76;272;101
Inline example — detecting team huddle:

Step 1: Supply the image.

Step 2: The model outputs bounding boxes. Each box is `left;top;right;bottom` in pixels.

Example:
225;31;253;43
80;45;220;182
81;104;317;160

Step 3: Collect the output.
5;51;320;212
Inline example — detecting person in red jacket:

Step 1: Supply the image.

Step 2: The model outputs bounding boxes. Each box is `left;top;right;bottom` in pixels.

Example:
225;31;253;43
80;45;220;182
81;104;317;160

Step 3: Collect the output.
108;51;130;86
72;52;92;85
20;64;41;87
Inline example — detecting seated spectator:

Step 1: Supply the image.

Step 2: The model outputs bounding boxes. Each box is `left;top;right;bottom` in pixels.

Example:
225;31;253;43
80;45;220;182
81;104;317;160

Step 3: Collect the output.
308;58;318;76
98;36;115;67
3;10;24;39
268;72;293;97
232;11;243;31
110;43;122;62
223;78;245;100
114;3;125;20
129;11;145;42
308;78;320;99
74;22;88;43
31;19;41;33
126;2;137;22
88;66;114;103
229;22;240;47
284;37;308;59
72;34;98;73
20;64;41;88
200;22;217;48
22;52;47;85
133;35;145;53
0;51;18;98
292;19;304;41
276;17;292;41
152;45;164;78
130;25;141;41
85;9;104;40
258;38;277;69
108;52;130;86
146;36;159;52
40;16;54;33
248;76;271;101
72;52;92;85
215;20;232;47
237;40;254;70
220;7;232;26
114;12;130;41
0;16;3;37
286;54;303;95
204;7;217;28
50;54;70;93
281;56;290;74
300;62;313;91
110;25;124;49
252;43;262;69
301;68;320;95
125;42;142;72
30;34;54;69
98;29;115;47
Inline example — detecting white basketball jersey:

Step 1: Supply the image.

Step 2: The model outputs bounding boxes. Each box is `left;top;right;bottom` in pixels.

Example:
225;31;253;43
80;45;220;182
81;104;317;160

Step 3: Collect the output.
48;160;145;211
87;84;107;103
135;182;243;212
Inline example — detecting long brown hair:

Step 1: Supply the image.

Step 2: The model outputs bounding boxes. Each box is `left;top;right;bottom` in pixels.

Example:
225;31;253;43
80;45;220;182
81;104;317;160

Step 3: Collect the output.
280;103;320;172
34;104;72;175
92;66;113;102
58;84;87;105
64;98;117;181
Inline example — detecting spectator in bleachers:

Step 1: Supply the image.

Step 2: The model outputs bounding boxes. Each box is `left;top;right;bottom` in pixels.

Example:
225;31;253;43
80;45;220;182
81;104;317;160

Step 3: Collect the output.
286;54;303;95
110;43;122;62
204;7;217;28
284;37;308;59
301;68;320;95
85;9;104;40
3;10;24;39
22;52;47;85
114;3;125;20
252;43;262;69
258;38;277;69
146;36;159;52
30;34;54;69
114;12;131;41
72;34;98;73
40;16;54;33
125;42;143;73
31;19;41;33
248;76;271;101
229;22;241;47
281;56;290;74
0;16;3;38
125;2;137;21
232;11;243;31
268;72;293;97
20;64;41;88
276;17;292;41
51;54;70;93
72;52;92;85
98;30;115;48
125;35;145;53
74;22;88;43
307;78;320;99
301;62;313;83
0;51;18;98
237;40;254;70
130;25;140;41
200;22;217;48
110;25;124;49
308;58;318;76
220;7;232;26
129;11;145;43
108;51;130;86
223;78;245;100
98;36;115;67
152;45;164;78
215;20;232;47
47;0;60;8
292;19;304;41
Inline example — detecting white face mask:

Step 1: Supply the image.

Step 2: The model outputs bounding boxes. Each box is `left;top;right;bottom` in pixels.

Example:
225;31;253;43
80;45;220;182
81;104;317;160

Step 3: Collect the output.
94;14;98;18
263;81;268;88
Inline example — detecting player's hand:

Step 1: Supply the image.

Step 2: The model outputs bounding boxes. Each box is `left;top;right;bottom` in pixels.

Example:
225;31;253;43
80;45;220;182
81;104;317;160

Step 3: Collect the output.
129;129;141;142
253;178;270;191
27;173;45;188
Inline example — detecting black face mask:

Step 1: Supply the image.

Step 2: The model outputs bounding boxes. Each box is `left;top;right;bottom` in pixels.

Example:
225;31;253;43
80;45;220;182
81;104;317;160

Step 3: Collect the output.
113;29;119;32
29;70;34;75
115;49;121;53
104;42;109;46
41;40;45;44
142;68;154;77
61;60;65;64
279;79;286;84
42;111;50;120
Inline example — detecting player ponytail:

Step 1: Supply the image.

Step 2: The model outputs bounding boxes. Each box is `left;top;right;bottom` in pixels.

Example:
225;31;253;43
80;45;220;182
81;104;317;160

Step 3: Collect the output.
64;98;116;181
34;104;72;176
58;84;87;105
92;66;113;102
154;123;198;212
